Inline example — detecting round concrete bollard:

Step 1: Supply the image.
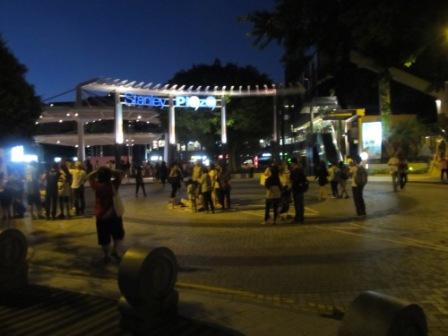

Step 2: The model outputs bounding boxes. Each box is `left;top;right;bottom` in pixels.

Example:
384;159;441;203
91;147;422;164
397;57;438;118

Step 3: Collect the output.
0;228;28;268
339;291;427;336
118;247;178;307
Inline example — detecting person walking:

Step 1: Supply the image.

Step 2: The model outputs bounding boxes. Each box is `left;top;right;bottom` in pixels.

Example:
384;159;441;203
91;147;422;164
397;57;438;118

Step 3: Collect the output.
398;155;408;190
328;162;340;198
315;161;329;201
440;156;447;182
388;153;400;192
44;164;59;220
70;161;87;216
134;164;147;197
338;161;350;198
219;165;232;210
262;164;282;225
349;157;367;217
199;166;214;213
88;167;125;263
168;162;183;208
159;161;168;187
25;162;44;219
290;158;308;224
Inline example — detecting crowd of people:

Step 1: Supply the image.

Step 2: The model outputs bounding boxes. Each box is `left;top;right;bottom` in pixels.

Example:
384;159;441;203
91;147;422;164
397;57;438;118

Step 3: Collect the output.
0;159;91;221
261;155;368;225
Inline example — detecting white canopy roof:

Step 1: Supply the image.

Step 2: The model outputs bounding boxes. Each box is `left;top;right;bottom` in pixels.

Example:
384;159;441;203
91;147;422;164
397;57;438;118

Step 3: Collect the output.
38;106;160;124
80;78;305;97
35;132;162;147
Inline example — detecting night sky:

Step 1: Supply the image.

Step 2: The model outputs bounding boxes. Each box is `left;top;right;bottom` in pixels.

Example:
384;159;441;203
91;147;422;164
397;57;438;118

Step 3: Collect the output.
0;0;283;102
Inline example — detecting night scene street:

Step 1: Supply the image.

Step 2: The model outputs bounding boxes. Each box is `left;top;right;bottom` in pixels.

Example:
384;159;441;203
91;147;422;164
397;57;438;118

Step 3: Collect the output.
1;1;448;336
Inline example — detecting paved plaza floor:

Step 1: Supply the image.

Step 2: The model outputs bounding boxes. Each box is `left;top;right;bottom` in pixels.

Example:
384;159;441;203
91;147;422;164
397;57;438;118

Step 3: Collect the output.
3;176;448;335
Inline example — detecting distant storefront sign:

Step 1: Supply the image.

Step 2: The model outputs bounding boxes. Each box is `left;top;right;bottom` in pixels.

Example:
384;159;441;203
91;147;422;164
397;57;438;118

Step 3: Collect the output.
123;93;217;110
362;122;382;159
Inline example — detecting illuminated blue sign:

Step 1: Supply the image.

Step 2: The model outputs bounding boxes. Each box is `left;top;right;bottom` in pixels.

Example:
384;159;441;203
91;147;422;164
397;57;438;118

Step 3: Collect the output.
123;94;217;110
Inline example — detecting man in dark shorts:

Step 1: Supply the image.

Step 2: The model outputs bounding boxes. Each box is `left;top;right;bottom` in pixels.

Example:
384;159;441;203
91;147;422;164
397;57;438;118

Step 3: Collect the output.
88;167;124;263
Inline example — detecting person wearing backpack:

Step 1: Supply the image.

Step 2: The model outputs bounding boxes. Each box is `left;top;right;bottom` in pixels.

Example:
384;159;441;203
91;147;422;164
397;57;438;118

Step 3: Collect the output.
262;164;282;225
349;156;367;217
338;161;350;199
290;158;308;224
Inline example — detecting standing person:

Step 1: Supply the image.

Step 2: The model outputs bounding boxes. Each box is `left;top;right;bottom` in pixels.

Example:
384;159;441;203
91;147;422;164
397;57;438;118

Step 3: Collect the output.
315;161;329;201
219;164;232;210
88;167;124;263
398;155;408;190
134;164;147;197
349;157;367;217
338;161;350;199
25;162;44;219
262;164;282;225
57;161;72;219
328;163;340;198
290;158;309;224
279;161;291;220
159;161;168;187
440;156;447;182
199;166;214;213
186;179;198;212
84;159;93;174
387;153;400;192
209;163;222;209
0;172;12;221
44;164;59;220
168;162;183;208
8;170;25;218
70;161;87;216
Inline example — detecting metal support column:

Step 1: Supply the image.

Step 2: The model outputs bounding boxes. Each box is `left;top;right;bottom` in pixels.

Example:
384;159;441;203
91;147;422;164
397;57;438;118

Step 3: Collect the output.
271;95;279;161
75;85;85;161
167;97;176;164
114;91;124;169
221;96;227;145
77;119;86;162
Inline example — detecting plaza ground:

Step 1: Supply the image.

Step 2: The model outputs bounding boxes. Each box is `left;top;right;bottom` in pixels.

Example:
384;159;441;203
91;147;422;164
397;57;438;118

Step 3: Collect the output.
3;175;448;335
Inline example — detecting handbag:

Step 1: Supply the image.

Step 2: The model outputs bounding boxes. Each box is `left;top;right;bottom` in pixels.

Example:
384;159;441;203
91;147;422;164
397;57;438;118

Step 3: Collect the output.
112;185;125;217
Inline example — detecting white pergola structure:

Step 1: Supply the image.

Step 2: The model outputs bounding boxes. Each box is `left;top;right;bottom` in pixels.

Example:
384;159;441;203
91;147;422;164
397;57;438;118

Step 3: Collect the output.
36;105;162;161
77;78;305;162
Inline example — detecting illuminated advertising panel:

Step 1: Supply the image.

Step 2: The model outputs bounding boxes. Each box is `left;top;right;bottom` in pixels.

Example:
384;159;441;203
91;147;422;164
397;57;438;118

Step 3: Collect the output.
362;122;382;159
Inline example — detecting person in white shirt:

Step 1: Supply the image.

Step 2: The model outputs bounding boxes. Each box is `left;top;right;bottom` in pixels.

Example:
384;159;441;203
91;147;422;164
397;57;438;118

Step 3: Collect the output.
387;154;400;192
70;161;87;216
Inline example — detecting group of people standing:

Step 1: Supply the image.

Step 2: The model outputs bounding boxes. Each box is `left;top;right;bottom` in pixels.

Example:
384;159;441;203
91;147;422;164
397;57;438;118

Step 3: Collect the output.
387;154;408;191
262;155;368;224
0;160;89;221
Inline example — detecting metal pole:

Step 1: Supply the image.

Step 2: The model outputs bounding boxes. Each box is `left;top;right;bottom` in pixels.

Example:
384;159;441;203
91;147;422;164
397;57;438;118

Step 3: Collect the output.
77;119;86;162
221;96;227;145
281;108;285;161
114;91;124;145
272;95;279;161
75;86;86;161
114;91;124;169
167;97;176;165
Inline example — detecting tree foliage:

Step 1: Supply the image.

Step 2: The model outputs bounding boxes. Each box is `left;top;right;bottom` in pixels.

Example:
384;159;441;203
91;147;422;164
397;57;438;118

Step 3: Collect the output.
244;0;448;85
385;119;427;159
0;36;41;145
166;60;273;167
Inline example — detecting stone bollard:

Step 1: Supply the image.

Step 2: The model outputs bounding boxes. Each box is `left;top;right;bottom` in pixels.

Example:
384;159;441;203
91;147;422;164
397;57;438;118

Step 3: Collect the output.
117;247;179;335
339;291;427;336
0;228;28;291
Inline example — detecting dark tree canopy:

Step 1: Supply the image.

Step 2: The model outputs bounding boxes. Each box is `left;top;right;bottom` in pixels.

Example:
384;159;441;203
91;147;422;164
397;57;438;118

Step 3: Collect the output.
244;0;448;86
0;36;41;145
166;60;274;167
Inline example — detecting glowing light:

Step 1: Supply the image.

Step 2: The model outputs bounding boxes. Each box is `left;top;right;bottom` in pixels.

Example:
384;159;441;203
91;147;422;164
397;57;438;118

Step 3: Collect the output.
11;146;38;163
56;140;60;144
54;157;61;163
59;120;63;123
72;157;78;161
360;152;369;161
